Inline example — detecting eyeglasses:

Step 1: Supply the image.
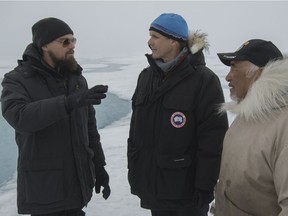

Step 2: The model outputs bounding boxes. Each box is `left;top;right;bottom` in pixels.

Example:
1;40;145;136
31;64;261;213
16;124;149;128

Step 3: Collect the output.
55;37;77;47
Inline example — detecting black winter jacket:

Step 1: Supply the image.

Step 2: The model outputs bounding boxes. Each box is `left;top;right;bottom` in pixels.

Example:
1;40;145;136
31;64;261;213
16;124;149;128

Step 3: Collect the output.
127;50;228;210
1;44;106;214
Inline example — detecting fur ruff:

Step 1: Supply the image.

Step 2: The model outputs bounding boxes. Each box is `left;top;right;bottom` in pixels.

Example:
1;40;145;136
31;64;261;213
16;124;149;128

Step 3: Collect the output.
221;56;288;122
187;30;209;54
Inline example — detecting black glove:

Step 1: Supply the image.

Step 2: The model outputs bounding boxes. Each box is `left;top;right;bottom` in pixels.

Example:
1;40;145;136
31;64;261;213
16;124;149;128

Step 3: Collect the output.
65;85;108;112
192;188;214;209
95;167;111;200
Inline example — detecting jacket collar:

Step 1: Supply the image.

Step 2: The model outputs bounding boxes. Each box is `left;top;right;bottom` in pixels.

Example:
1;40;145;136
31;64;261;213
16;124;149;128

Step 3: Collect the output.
146;55;195;103
154;47;189;73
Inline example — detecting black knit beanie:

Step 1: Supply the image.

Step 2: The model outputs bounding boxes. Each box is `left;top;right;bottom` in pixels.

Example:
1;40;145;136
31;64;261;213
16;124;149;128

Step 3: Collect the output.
32;17;73;48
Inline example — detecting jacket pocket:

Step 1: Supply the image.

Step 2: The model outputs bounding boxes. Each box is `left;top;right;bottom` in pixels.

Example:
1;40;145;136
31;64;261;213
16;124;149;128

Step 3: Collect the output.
127;147;140;195
223;191;253;216
23;159;64;204
156;154;195;199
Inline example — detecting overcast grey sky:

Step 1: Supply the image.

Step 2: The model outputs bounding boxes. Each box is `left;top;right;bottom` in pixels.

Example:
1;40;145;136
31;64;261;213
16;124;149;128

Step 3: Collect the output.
1;1;288;62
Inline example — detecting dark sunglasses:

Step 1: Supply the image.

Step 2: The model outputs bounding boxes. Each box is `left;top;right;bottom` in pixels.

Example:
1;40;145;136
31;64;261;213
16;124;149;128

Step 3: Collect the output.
55;37;77;47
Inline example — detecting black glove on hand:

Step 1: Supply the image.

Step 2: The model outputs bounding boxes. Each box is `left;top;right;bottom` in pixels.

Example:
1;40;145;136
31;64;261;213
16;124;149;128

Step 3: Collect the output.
65;85;108;112
95;167;111;200
192;188;214;209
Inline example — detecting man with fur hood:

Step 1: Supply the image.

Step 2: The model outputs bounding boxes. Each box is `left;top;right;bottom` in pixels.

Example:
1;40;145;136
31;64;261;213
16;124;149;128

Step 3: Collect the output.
127;13;228;216
215;39;288;216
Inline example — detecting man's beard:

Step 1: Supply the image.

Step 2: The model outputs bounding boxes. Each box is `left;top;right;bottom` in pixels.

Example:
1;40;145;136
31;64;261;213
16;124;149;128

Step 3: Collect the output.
49;52;78;73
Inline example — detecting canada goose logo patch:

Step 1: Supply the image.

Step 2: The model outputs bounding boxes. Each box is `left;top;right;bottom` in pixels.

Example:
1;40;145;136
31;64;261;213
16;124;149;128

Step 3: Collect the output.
170;112;186;128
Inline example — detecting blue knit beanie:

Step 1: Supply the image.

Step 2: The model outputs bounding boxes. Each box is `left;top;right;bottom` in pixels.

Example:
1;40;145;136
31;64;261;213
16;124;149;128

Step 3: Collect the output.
149;13;188;41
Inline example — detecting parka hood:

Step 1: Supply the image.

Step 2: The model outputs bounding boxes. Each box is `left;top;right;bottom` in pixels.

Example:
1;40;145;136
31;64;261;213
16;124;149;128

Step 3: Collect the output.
22;43;42;62
187;30;209;55
221;56;288;122
187;31;209;66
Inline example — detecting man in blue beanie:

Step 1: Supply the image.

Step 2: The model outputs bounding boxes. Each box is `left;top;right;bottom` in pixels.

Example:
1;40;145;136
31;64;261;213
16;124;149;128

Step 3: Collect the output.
127;13;228;216
1;17;111;215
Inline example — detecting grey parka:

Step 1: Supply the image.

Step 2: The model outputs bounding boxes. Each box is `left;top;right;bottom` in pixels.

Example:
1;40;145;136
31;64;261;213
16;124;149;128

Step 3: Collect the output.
215;57;288;216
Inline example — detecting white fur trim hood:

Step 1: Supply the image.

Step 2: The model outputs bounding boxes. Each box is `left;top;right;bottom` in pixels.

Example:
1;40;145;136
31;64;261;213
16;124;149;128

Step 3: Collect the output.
187;30;209;54
221;56;288;122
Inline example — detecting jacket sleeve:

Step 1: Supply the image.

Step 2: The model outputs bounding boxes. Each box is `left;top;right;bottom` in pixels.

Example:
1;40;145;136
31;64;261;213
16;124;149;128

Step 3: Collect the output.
127;68;149;169
87;105;106;169
127;86;137;169
194;67;229;191
1;72;69;133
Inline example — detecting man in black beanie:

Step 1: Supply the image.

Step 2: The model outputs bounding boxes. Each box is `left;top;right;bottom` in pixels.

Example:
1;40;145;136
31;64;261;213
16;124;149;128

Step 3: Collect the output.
1;17;111;216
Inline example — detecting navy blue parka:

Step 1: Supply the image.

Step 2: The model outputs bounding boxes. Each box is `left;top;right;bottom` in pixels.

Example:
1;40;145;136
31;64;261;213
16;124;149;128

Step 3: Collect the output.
127;33;228;210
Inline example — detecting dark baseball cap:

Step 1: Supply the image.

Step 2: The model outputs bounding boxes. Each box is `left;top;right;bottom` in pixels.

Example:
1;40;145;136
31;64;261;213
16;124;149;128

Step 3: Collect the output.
217;39;283;67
